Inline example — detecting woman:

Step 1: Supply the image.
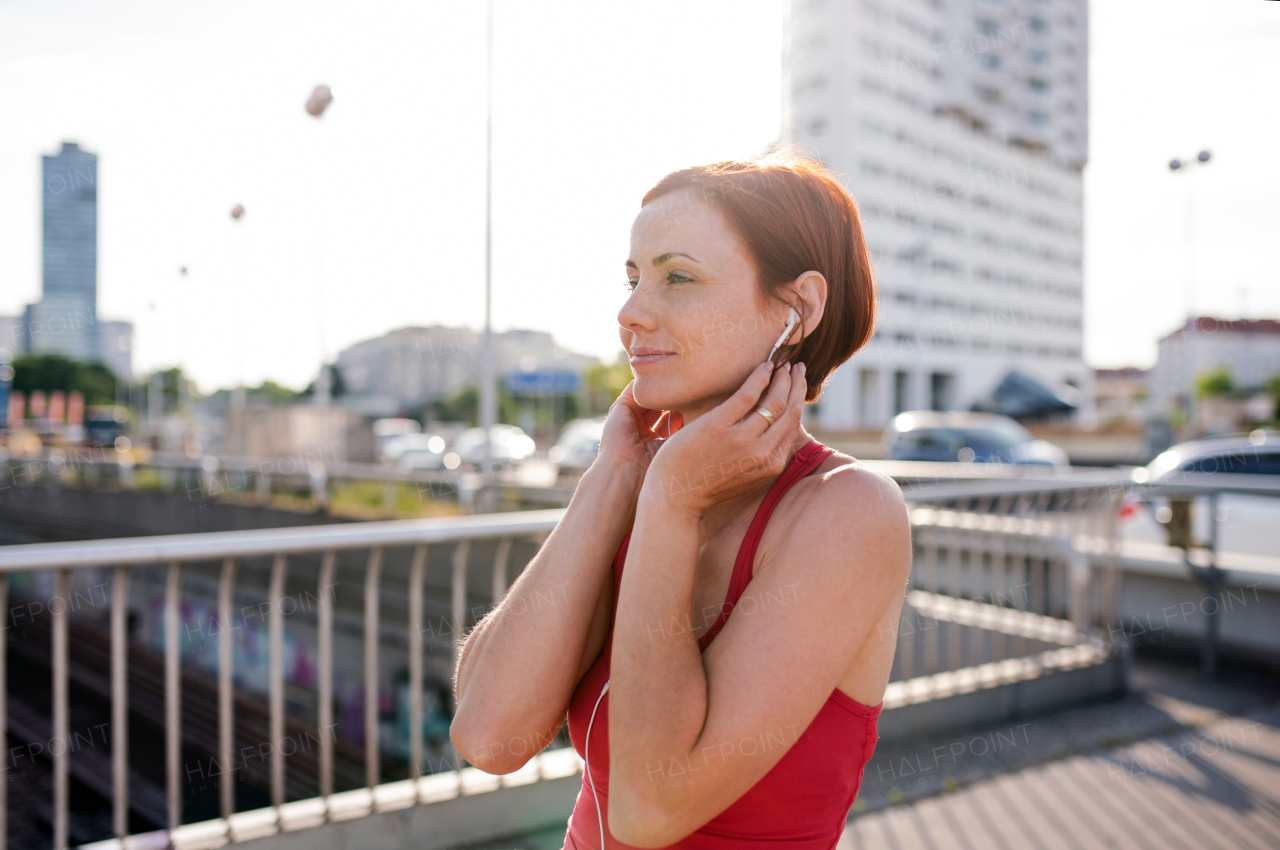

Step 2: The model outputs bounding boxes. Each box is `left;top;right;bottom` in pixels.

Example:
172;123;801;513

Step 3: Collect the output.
451;152;912;849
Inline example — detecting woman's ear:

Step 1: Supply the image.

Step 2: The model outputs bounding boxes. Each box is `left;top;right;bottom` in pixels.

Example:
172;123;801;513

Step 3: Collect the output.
789;271;827;344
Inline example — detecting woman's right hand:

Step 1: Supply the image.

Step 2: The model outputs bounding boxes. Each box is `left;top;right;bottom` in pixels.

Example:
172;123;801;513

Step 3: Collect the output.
595;380;684;489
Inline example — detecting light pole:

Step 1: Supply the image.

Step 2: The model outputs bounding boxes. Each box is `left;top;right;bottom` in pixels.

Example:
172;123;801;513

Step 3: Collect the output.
1168;149;1212;322
1168;149;1211;432
307;85;334;407
479;0;496;474
229;205;247;413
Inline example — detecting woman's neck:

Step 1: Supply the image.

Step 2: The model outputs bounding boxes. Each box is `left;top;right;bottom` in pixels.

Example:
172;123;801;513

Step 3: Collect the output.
691;424;817;529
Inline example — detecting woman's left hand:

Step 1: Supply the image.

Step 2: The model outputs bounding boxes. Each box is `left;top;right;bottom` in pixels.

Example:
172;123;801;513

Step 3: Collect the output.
641;361;808;519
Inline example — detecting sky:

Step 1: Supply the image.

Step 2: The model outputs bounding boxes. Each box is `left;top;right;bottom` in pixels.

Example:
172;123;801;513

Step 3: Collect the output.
1;0;1277;394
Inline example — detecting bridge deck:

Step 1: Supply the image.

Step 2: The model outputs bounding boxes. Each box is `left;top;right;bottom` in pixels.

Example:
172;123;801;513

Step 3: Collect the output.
461;657;1280;850
840;658;1280;850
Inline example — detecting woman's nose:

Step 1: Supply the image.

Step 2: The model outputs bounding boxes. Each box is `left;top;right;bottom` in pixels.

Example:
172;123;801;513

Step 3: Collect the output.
617;283;659;333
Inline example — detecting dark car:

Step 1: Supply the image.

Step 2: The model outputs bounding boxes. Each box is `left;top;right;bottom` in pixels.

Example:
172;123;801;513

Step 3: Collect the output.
883;411;1069;467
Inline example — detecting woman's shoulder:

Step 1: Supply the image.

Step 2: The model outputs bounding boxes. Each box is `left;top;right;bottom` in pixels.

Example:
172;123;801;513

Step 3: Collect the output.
805;444;907;518
772;444;912;567
754;442;911;602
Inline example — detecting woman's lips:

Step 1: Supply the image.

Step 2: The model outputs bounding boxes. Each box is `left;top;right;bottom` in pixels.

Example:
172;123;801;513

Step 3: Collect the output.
629;352;675;366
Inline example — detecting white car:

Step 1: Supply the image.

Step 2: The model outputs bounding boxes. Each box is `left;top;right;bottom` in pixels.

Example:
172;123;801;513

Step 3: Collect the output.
453;425;536;468
549;417;607;472
1120;431;1280;558
390;434;450;471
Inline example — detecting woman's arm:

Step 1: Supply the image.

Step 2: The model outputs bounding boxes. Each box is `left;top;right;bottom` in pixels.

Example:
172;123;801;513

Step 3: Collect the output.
450;455;639;774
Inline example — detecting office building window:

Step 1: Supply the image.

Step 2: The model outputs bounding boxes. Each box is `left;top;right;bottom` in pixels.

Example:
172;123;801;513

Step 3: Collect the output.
929;372;954;411
859;369;879;427
894;370;911;415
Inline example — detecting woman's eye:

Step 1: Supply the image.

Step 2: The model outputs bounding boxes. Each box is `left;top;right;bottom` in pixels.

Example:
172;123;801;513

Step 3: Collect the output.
666;271;692;284
623;278;638;291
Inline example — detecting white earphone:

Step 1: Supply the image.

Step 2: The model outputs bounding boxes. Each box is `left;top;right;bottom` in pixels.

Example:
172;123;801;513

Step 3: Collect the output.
768;307;801;363
585;679;610;849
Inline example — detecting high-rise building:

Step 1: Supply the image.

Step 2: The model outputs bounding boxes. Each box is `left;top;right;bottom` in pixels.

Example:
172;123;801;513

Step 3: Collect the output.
782;0;1088;429
27;142;101;361
2;142;133;381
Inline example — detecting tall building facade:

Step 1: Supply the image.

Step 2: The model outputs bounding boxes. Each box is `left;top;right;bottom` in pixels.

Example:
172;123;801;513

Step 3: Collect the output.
783;0;1089;430
2;142;133;381
27;141;101;361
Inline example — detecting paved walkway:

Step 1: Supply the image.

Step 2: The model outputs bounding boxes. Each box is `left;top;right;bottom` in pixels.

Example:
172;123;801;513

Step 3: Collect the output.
840;658;1280;850
473;658;1280;850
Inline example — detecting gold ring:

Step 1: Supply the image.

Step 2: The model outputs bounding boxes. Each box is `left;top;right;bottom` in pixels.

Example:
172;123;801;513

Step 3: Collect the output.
755;407;776;425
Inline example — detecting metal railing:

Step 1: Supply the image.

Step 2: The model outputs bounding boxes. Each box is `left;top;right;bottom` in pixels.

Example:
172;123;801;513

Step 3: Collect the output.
884;480;1125;708
0;512;562;848
1123;471;1280;674
2;447;475;514
1;447;1124;517
0;476;1135;848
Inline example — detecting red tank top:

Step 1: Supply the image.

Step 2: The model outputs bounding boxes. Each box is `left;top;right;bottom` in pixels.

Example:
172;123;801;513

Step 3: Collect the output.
562;439;882;850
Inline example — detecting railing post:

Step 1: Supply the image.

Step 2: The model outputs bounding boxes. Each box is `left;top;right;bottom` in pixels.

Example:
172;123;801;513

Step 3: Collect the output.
1065;536;1090;638
492;536;512;605
112;566;131;840
1102;490;1122;640
451;540;471;776
166;560;183;832
310;461;329;513
383;479;397;519
364;547;384;790
0;573;6;850
269;553;288;812
922;528;939;675
317;550;336;805
408;545;428;787
217;558;236;824
1202;493;1222;677
451;541;471;653
896;603;913;680
53;568;69;850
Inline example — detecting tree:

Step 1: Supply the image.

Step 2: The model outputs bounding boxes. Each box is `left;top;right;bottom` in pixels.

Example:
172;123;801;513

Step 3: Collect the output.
251;380;303;405
1195;367;1235;399
1267;375;1280;422
426;384;521;427
11;353;117;405
299;365;347;400
583;351;633;414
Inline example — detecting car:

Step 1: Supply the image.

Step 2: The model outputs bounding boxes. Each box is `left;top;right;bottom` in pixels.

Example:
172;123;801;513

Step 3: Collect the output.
373;418;422;460
390;434;450;471
1120;430;1280;558
883;411;1069;467
549;416;607;472
1143;431;1280;481
452;425;536;468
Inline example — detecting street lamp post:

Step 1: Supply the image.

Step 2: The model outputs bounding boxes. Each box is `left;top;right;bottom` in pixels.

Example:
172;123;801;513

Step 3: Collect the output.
479;0;496;475
1167;149;1211;433
229;205;247;413
307;85;334;408
1168;149;1212;322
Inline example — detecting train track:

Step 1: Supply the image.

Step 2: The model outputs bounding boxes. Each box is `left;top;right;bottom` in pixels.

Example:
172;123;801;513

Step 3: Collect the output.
8;589;398;836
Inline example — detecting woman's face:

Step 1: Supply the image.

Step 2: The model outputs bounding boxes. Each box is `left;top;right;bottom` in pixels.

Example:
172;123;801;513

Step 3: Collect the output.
619;188;790;422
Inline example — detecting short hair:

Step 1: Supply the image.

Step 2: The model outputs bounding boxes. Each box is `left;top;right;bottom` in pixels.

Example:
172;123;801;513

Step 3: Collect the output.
641;151;877;403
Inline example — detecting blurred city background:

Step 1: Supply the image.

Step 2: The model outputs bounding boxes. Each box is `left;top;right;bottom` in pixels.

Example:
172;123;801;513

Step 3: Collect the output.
0;1;1277;849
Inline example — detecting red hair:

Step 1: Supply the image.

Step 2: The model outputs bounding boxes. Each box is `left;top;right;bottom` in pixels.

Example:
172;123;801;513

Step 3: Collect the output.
641;151;877;402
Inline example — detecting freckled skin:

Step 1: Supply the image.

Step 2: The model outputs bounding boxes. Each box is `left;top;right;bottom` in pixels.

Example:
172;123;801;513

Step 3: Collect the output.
620;189;790;421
